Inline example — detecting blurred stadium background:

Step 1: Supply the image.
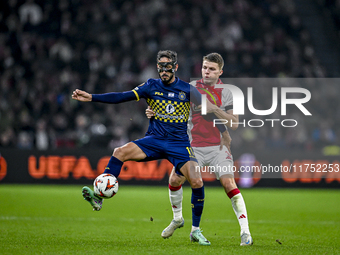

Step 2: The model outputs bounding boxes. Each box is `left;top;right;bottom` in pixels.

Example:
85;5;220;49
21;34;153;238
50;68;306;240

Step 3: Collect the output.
0;0;339;187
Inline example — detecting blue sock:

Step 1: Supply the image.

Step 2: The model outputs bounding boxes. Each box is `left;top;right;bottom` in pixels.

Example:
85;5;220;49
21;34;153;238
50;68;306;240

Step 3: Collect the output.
191;186;205;227
104;156;123;177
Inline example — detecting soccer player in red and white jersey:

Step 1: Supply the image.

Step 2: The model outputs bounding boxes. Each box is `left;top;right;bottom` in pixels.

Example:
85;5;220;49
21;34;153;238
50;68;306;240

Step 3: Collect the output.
146;53;253;246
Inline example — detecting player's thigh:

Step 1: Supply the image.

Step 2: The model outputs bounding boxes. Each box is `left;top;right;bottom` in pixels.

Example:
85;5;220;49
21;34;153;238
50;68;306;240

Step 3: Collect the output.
132;136;165;161
192;146;205;167
113;142;147;161
213;146;237;192
165;140;202;188
211;145;234;179
166;140;197;173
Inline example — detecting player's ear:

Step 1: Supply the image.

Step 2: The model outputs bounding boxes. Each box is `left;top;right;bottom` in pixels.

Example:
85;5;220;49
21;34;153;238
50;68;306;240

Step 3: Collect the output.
175;64;178;72
219;69;223;76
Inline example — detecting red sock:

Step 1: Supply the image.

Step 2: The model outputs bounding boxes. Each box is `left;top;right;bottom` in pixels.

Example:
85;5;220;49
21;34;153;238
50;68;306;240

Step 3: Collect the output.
227;188;240;199
169;184;182;191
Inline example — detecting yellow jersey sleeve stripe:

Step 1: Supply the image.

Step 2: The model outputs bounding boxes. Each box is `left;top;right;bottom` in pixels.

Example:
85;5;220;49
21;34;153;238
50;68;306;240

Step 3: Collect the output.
132;90;140;101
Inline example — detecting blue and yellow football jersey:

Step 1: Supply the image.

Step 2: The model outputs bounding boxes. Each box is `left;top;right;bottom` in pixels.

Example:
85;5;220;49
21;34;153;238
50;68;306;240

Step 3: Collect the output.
90;77;201;169
132;77;200;140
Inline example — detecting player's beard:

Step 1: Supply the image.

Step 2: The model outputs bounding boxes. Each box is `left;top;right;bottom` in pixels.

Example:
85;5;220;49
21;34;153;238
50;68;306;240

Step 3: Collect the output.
159;72;173;84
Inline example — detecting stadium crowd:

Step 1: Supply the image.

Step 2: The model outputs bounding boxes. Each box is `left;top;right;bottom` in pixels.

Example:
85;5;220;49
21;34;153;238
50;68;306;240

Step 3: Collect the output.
323;0;340;38
0;0;338;151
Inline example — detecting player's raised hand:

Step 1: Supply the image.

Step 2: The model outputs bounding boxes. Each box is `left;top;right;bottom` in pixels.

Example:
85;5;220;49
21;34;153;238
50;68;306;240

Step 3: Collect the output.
72;89;92;102
145;106;155;119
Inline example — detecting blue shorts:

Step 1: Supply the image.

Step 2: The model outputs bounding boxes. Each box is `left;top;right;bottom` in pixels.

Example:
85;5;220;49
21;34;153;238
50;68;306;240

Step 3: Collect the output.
133;135;197;175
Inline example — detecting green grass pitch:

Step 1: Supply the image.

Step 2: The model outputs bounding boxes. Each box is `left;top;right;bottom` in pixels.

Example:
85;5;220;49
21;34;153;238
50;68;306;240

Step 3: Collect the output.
0;185;339;255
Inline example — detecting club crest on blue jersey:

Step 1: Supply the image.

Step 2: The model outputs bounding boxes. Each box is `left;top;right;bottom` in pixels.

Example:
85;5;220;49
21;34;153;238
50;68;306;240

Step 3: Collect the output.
179;91;186;100
166;104;175;114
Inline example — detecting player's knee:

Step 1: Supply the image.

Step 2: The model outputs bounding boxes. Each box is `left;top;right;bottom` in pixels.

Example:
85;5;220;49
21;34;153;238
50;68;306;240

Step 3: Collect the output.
169;174;183;186
190;178;203;189
112;147;126;161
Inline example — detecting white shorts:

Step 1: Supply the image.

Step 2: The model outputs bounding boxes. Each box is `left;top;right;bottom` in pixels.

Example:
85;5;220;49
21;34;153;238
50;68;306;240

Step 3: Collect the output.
193;145;234;179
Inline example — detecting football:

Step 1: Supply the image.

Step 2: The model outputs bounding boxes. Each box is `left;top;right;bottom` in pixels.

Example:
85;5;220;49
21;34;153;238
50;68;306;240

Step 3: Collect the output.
93;174;119;198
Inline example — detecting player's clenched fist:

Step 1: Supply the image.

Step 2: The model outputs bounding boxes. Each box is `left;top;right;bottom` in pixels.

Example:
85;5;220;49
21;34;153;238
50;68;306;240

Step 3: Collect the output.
72;89;92;102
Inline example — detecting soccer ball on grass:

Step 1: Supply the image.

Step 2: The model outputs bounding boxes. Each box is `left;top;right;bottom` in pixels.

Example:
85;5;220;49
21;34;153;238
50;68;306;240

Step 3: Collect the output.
93;174;119;198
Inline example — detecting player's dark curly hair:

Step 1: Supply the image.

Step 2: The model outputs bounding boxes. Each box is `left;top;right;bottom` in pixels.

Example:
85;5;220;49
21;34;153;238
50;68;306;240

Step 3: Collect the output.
203;53;224;70
157;50;177;63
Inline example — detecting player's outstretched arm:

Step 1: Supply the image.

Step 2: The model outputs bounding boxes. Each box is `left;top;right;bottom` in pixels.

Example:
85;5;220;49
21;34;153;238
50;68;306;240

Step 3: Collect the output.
72;90;139;104
72;89;92;102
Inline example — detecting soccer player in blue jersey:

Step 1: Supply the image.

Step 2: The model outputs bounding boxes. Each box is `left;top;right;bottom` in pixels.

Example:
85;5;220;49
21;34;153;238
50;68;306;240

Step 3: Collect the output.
72;50;213;245
146;53;253;246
